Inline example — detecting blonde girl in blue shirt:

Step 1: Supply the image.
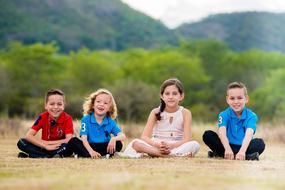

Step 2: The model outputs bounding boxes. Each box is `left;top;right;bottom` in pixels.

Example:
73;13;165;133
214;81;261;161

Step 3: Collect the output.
68;89;126;158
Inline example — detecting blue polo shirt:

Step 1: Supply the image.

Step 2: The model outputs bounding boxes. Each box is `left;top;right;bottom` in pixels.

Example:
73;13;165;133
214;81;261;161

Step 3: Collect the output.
80;113;121;143
218;107;258;145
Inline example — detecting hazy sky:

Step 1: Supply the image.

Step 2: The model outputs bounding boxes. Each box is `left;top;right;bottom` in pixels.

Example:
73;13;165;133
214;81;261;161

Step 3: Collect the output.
122;0;285;28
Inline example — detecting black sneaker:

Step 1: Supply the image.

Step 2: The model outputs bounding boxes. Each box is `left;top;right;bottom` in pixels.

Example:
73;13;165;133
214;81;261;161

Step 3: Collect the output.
208;151;219;158
54;145;67;157
246;152;259;161
18;152;29;158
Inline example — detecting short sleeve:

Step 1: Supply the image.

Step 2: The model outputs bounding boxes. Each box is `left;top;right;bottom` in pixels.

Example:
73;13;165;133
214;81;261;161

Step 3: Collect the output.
246;115;258;133
218;111;228;128
111;121;122;136
80;117;89;136
31;115;43;131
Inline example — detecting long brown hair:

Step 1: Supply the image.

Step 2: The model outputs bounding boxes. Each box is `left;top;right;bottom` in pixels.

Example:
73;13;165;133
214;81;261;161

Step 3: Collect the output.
155;78;184;120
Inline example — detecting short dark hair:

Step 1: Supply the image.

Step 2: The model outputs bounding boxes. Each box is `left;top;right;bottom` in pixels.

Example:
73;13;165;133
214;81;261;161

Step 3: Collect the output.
227;82;248;96
45;89;65;103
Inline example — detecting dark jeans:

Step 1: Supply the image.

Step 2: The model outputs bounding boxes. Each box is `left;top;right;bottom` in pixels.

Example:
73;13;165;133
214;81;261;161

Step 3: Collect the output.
203;130;265;157
68;137;123;157
17;138;73;158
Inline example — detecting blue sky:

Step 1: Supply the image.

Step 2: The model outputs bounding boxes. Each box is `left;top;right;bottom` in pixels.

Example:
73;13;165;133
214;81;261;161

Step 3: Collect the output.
122;0;285;28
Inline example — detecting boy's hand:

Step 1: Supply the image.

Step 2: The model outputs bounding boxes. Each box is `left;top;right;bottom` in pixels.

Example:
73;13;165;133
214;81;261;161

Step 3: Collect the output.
235;151;245;160
107;138;116;154
224;149;234;160
89;150;101;159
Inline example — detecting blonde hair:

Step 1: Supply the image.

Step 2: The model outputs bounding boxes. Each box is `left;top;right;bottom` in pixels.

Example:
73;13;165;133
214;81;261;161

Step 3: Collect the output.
82;89;118;119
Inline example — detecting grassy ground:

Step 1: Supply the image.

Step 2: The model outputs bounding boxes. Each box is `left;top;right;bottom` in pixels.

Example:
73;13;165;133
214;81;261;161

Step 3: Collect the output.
0;122;285;190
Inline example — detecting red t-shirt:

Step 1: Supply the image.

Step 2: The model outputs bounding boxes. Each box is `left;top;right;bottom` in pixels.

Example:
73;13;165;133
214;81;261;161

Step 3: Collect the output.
31;111;74;141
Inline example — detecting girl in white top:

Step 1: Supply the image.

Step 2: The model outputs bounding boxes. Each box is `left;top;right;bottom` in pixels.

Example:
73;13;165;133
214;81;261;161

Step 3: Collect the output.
123;78;200;158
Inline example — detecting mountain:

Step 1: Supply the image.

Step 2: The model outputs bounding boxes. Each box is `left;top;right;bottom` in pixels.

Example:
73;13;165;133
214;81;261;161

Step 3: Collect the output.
1;1;285;53
175;12;285;52
0;0;178;52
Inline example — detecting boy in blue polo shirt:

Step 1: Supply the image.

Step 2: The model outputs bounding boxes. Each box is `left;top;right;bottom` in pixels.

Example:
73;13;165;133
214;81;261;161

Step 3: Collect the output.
203;82;265;161
68;89;126;158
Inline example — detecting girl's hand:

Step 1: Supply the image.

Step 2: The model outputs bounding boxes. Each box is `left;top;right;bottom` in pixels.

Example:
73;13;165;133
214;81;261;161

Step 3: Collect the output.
89;150;101;159
224;149;234;160
235;151;245;160
107;138;116;154
159;141;171;155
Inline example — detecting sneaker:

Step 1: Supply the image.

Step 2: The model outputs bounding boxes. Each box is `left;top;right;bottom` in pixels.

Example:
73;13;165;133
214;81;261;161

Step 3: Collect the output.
101;154;110;159
246;152;259;161
52;154;62;158
18;152;29;158
208;151;219;158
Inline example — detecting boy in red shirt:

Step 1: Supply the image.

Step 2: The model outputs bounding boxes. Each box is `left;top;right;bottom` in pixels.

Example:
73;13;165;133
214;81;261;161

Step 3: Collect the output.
17;89;74;158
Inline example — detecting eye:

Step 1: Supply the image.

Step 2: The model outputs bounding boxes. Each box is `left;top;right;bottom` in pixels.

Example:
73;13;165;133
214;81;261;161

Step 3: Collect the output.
172;92;178;96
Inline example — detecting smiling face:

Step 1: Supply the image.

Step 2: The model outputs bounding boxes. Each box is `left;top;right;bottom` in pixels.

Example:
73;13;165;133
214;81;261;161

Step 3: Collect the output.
45;94;65;119
226;87;248;116
161;85;184;111
93;93;112;117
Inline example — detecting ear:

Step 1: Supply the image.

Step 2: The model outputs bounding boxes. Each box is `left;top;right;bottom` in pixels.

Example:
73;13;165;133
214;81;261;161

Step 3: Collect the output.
180;93;185;101
246;95;249;104
226;95;229;104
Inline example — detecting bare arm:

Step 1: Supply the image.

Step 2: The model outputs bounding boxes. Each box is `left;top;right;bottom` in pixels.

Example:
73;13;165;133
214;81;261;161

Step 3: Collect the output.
81;135;101;158
107;132;126;154
41;134;72;146
25;129;59;150
235;128;254;160
218;126;234;160
140;109;158;147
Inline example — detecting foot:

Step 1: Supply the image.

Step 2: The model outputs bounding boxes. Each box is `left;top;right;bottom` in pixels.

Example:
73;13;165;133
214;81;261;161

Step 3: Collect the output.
246;152;259;161
18;152;29;158
208;151;220;158
52;154;63;158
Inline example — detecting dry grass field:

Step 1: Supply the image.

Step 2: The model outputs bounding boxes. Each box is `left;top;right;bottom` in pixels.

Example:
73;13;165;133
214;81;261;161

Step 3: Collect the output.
0;120;284;190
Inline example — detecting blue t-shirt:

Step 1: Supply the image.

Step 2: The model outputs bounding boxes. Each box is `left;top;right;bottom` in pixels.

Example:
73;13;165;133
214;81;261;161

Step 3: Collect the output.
218;107;258;145
80;113;121;143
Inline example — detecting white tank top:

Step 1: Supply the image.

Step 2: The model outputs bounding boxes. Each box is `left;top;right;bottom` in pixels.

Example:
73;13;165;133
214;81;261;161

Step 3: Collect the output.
152;106;184;141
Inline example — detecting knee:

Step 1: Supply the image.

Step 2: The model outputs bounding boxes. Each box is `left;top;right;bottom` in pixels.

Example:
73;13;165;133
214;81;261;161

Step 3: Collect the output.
188;140;200;154
68;137;80;145
192;140;200;150
116;141;123;152
17;138;27;149
257;138;266;153
202;130;215;143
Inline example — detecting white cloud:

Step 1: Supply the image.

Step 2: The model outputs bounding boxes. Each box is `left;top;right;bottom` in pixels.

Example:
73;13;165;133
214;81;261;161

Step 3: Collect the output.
122;0;285;28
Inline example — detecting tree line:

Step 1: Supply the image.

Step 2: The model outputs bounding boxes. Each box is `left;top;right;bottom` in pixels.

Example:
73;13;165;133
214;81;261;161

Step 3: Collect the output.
0;40;284;123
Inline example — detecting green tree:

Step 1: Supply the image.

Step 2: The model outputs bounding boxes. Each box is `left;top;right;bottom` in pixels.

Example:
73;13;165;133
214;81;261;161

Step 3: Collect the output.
1;42;65;116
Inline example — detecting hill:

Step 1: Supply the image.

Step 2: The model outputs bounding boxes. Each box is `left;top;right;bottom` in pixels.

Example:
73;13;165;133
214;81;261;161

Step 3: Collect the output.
175;11;285;52
0;0;177;52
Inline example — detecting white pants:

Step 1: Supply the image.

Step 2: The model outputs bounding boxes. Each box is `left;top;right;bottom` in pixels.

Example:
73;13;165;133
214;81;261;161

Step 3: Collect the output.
123;138;200;158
